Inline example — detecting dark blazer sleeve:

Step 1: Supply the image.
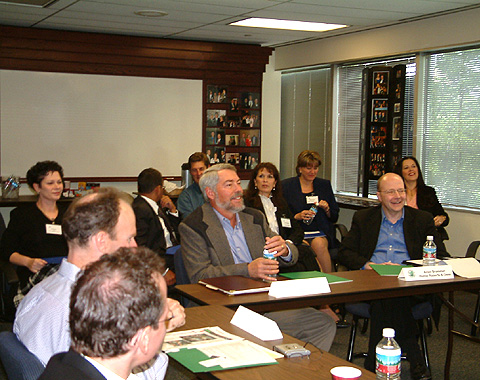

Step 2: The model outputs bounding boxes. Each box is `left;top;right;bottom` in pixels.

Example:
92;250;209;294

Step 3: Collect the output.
337;207;381;270
403;206;449;259
132;197;167;255
275;204;305;245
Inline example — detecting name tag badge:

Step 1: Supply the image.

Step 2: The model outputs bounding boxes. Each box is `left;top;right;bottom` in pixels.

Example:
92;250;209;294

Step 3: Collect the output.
46;224;62;235
281;218;292;228
306;195;318;204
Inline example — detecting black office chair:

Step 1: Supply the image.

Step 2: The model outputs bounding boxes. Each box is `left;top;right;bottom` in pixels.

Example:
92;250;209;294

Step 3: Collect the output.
345;301;432;371
174;248;199;308
0;331;44;380
464;241;480;336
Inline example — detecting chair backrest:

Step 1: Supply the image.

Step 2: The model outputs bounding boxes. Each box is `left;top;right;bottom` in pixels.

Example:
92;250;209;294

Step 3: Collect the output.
174;248;190;285
465;241;480;259
0;331;44;380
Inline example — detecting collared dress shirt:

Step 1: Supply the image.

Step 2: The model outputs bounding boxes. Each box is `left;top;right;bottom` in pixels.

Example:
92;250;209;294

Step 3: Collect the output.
177;182;205;218
14;259;168;380
370;208;409;265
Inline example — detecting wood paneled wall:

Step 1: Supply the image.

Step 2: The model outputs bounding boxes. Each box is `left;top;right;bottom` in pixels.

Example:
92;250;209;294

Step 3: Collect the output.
0;26;272;86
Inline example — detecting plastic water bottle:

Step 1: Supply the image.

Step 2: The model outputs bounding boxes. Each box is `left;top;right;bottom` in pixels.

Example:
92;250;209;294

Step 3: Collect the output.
376;328;401;380
422;235;437;266
263;249;277;279
303;203;318;225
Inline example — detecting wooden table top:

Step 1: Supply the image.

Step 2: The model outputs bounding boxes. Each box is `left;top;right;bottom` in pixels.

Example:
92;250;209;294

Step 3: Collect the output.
175;270;480;313
174;305;375;380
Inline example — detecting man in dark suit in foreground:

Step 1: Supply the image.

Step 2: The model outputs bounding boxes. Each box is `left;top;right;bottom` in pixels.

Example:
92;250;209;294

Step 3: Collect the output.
132;168;181;286
338;172;448;380
39;247;170;380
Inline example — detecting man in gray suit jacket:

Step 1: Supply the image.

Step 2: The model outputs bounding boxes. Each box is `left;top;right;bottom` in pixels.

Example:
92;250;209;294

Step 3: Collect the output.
179;164;336;351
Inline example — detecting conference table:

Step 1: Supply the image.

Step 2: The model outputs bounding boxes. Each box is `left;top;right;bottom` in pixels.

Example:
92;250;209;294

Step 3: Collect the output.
172;304;376;380
176;270;480;380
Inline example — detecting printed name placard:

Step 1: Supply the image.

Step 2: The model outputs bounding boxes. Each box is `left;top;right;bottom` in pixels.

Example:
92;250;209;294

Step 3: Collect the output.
398;265;454;281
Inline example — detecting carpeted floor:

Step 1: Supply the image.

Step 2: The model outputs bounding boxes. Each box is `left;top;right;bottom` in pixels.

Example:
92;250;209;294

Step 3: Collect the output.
1;291;478;380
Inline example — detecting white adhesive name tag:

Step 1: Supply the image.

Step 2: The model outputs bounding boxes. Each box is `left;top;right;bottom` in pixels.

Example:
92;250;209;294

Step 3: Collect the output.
398;265;454;281
46;224;62;235
306;195;318;204
269;277;330;298
281;218;291;228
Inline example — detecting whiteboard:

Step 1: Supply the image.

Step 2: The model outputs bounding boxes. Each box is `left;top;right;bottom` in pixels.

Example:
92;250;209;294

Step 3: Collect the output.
0;70;202;178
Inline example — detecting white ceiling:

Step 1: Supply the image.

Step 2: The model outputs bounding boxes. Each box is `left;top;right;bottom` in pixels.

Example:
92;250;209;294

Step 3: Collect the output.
1;0;479;47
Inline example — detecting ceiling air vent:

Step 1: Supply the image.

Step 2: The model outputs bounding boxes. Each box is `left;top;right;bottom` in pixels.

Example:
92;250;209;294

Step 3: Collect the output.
0;0;58;7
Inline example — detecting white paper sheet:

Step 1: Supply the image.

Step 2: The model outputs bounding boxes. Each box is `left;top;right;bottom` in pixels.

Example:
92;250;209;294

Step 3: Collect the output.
230;305;283;341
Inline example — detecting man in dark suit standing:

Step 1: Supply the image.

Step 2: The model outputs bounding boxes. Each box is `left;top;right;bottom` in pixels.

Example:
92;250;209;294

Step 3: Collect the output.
132;168;180;286
338;173;448;380
38;247;171;380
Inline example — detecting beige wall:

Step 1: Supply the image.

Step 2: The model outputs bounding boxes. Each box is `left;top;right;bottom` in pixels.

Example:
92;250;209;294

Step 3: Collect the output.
275;7;480;70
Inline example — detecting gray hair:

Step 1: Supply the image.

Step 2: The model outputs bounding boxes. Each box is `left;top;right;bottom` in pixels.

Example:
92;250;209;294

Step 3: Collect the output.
199;164;236;200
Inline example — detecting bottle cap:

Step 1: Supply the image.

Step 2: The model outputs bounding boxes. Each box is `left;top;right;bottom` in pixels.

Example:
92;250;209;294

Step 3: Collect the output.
383;328;395;338
427;236;433;241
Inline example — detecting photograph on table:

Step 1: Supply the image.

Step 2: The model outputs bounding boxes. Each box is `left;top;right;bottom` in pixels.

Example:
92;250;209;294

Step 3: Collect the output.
239;152;259;170
241;92;260;108
238;129;260;147
226;152;240;165
206;109;227;127
372;71;389;95
392;117;401;140
372;99;388;122
241;110;260;128
226;134;239;146
370;125;387;148
207;85;228;104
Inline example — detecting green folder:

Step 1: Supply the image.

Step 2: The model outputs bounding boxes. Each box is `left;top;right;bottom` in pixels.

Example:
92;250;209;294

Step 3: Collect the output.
168;348;277;373
280;271;352;284
370;264;413;276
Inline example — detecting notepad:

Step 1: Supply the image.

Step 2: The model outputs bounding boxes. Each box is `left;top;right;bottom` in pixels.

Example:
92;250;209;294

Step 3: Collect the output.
280;271;352;284
370;264;412;276
198;275;271;295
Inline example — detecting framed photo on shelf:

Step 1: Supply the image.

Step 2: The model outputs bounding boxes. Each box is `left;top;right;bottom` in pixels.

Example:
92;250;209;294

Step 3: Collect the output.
226;134;239;146
372;99;388;122
239;152;259;170
239;129;260;146
370;125;386;148
241;110;260;127
241;92;260;108
226;152;239;165
227;116;241;128
206;109;227;127
207;85;228;104
372;71;389;95
392;117;401;140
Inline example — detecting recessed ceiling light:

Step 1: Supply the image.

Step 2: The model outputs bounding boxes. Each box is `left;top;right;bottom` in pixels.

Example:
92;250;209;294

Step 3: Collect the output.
230;17;348;32
134;10;168;17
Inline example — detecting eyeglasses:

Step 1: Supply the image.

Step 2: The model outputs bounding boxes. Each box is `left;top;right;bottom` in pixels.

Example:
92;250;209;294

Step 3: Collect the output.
159;314;174;328
380;189;406;195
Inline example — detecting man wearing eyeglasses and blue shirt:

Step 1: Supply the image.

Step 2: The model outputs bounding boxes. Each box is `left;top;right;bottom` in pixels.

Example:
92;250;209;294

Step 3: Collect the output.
338;172;449;380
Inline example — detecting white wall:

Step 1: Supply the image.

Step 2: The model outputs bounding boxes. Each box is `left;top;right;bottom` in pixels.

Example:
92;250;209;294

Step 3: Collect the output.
261;52;282;166
275;7;480;70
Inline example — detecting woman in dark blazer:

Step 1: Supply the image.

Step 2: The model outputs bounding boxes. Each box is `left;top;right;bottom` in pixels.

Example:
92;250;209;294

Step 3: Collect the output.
395;156;449;240
244;162;319;273
281;150;339;273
